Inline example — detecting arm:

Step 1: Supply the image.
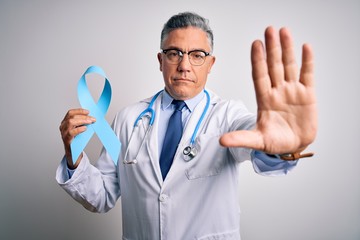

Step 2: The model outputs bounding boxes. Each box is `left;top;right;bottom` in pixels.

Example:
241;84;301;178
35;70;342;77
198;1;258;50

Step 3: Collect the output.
56;150;120;213
56;108;120;213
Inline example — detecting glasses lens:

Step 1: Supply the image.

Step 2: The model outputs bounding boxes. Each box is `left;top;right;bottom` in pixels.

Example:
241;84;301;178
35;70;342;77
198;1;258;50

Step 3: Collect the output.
189;51;206;66
165;50;181;64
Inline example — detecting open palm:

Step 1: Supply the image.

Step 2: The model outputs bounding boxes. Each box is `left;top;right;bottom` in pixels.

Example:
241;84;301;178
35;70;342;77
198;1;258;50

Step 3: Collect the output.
220;27;317;155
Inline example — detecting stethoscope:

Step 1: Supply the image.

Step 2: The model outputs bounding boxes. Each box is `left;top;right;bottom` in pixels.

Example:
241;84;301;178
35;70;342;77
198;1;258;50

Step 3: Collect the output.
123;89;210;164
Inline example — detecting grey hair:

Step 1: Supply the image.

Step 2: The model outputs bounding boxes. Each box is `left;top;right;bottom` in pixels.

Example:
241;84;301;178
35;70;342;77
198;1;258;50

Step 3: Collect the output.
160;12;214;52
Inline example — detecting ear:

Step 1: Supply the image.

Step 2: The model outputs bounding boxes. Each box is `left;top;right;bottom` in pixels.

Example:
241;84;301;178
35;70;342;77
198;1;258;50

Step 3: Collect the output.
157;52;163;72
207;56;216;73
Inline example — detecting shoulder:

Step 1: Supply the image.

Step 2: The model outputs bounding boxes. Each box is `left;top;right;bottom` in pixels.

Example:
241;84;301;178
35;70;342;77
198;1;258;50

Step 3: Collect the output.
207;89;250;113
114;96;151;123
207;90;255;128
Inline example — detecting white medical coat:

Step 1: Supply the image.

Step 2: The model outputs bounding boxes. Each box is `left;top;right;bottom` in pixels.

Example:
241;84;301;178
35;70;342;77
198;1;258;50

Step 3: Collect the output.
56;90;296;240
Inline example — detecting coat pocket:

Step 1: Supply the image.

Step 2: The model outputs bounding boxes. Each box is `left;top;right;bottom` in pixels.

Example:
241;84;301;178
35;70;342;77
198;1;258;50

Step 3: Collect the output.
196;228;240;240
185;132;227;180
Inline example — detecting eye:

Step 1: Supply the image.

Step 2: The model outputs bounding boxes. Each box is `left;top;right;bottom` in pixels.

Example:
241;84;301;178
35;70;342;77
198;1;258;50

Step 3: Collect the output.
190;51;206;59
166;50;180;58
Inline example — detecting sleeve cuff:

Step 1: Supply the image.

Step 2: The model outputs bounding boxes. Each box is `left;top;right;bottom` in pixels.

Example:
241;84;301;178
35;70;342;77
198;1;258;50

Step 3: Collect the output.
55;153;87;184
67;165;76;179
251;150;298;176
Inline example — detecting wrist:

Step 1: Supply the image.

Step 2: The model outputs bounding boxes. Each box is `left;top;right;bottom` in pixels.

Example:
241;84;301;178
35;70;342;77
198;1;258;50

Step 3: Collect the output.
279;151;314;161
65;152;82;169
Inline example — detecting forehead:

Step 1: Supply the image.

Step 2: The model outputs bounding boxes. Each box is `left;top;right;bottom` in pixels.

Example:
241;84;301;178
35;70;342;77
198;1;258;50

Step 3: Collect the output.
162;27;211;50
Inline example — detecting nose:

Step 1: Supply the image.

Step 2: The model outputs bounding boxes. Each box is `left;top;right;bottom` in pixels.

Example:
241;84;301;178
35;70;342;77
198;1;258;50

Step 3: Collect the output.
177;54;191;72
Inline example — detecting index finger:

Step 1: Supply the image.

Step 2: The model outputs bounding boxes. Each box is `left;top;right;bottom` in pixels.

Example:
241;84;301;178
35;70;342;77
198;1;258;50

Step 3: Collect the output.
65;108;90;118
251;39;271;98
68;108;89;114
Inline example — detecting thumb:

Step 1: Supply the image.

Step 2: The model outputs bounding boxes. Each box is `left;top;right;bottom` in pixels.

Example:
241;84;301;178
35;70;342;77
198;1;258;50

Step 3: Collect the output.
219;130;264;150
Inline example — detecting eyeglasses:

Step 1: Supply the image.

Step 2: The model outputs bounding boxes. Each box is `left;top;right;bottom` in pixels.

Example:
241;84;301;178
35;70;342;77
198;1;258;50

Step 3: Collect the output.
162;49;211;66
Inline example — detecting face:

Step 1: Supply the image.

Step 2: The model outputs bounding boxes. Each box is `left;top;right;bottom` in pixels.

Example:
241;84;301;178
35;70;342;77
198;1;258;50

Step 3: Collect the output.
157;27;216;100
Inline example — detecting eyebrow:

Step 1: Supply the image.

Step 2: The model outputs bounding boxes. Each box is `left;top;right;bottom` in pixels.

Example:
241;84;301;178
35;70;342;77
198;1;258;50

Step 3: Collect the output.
163;46;208;52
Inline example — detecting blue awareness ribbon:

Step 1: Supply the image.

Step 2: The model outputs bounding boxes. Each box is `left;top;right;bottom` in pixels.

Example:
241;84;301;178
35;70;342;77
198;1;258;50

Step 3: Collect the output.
70;66;121;165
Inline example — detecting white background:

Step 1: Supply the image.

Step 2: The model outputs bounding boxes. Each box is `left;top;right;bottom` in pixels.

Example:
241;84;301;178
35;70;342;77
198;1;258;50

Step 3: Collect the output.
0;0;359;239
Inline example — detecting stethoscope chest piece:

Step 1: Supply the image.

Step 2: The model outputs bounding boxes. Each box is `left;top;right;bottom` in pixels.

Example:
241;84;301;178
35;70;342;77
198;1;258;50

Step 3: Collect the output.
183;146;198;162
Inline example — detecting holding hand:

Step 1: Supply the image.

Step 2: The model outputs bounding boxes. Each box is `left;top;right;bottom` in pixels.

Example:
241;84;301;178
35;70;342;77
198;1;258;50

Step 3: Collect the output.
220;26;317;156
59;108;96;168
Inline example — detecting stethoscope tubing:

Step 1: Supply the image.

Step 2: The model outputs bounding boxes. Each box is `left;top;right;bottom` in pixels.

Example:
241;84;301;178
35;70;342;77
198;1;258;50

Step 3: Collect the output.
133;90;163;127
124;89;210;163
189;90;210;145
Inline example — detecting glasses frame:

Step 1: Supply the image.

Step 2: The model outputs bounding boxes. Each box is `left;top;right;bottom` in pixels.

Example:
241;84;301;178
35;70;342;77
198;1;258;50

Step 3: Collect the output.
162;48;211;66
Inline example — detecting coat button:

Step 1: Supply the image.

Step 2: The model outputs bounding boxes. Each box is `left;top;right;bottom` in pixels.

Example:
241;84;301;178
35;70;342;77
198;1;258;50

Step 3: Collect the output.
159;194;168;202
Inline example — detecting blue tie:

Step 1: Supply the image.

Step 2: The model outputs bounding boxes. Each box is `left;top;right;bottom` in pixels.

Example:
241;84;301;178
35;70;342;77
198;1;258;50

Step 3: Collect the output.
159;100;186;179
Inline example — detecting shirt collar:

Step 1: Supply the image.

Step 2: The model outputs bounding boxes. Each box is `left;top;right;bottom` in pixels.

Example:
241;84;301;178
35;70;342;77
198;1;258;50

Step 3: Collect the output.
161;89;205;112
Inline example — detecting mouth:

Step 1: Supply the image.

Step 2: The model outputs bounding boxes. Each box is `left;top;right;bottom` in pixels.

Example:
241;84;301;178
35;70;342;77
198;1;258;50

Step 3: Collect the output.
173;77;194;82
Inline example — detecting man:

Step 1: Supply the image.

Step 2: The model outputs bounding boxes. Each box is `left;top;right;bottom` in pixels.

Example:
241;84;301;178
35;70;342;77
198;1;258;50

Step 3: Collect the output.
57;12;317;239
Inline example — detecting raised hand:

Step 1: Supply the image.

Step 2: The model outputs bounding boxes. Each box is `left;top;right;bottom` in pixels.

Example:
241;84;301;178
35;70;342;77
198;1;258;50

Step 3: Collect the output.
220;26;317;155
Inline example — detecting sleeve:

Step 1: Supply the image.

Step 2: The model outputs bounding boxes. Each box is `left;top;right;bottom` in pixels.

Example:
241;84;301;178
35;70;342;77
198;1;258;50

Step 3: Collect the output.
55;149;120;213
